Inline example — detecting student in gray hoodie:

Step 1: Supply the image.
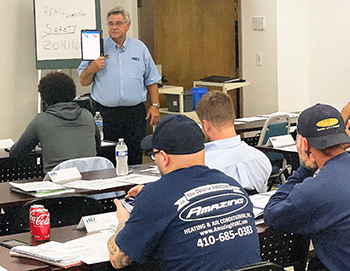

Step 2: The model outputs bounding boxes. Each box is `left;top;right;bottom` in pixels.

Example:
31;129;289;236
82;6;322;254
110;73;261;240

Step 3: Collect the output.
10;72;100;172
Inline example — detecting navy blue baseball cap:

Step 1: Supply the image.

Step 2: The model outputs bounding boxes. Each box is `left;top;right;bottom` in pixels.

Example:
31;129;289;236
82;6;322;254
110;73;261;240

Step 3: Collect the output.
141;114;204;154
297;103;350;150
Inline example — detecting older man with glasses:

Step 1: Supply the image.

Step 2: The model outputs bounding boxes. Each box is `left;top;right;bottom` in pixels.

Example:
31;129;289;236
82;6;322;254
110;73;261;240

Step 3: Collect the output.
78;6;161;166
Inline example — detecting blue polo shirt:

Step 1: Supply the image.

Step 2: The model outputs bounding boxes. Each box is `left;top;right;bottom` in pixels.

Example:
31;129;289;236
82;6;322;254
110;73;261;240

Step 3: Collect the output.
78;36;160;107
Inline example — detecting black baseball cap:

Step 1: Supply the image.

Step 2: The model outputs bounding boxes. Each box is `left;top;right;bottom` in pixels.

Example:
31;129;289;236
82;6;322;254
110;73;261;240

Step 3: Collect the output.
297;103;350;150
141;115;204;154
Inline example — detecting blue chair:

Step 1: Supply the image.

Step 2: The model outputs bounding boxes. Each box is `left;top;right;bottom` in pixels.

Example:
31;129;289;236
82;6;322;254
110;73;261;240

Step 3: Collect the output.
257;114;292;190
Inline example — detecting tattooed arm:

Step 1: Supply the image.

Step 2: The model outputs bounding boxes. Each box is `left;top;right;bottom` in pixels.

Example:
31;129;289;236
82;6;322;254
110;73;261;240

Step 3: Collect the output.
108;199;132;269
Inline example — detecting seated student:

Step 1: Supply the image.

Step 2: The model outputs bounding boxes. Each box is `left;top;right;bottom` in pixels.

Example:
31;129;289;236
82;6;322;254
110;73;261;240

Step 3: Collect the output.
10;72;100;172
195;91;272;194
107;115;261;271
264;104;350;271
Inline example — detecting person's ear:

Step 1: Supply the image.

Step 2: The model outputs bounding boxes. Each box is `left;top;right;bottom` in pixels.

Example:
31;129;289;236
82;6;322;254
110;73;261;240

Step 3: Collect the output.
159;150;170;167
202;120;211;133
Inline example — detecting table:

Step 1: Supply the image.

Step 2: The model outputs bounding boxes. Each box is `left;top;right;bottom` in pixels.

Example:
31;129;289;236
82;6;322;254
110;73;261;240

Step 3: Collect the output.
0;222;308;271
0;141;117;183
0;225;111;271
193;81;250;118
256;145;300;171
158;85;199;122
0;164;308;270
0;168;137;209
235;116;298;135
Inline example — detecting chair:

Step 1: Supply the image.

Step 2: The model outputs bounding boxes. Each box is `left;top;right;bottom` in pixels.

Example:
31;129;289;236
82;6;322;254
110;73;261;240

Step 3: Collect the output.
224;261;285;271
51;156;124;208
51;156;114;172
257;114;292;190
19;194;103;229
259;228;310;270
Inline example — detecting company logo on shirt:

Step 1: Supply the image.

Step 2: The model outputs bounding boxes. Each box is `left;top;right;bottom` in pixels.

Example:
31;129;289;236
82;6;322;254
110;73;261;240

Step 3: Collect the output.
179;193;248;222
174;183;248;222
130;56;140;61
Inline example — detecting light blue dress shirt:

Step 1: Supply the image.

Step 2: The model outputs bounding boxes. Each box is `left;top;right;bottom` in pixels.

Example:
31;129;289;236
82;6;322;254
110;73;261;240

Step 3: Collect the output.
78;36;161;107
205;135;272;193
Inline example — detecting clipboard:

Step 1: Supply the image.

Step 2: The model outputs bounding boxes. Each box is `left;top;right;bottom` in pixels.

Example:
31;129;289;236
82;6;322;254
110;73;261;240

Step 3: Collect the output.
81;29;104;61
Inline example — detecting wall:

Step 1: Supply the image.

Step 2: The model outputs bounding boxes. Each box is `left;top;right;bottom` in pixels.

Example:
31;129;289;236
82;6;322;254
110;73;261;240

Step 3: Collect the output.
308;0;350;109
0;0;138;141
241;0;278;117
241;0;350;117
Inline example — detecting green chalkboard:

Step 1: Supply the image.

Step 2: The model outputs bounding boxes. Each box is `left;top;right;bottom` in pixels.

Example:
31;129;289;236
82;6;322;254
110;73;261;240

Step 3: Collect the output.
33;0;101;70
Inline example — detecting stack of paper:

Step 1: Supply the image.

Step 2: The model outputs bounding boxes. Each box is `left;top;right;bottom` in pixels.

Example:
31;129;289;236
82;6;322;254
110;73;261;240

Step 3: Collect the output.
250;190;276;219
10;241;90;268
63;174;160;190
9;181;75;198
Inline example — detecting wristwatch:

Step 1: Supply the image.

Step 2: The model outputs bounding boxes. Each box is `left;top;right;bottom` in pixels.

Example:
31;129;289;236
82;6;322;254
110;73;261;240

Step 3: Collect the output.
152;103;160;109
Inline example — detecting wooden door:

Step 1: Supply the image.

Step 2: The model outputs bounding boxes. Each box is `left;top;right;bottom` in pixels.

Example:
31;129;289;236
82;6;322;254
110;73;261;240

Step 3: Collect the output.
154;0;239;93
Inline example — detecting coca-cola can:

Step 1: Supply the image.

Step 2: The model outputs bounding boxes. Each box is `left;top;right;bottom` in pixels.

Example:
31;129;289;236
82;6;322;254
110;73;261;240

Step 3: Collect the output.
32;208;51;241
29;204;44;236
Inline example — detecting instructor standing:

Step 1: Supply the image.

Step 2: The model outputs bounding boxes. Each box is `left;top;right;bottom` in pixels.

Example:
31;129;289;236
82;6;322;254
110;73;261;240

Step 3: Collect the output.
78;6;161;165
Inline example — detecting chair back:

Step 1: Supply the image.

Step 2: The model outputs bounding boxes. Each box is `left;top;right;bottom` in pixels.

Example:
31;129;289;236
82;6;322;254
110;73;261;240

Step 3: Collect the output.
224;261;285;271
20;194;103;229
51;156;114;172
257;115;291;146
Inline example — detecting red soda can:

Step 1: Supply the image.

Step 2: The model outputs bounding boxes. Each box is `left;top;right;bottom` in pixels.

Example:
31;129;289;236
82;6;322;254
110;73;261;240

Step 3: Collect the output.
29;204;44;236
32;208;51;241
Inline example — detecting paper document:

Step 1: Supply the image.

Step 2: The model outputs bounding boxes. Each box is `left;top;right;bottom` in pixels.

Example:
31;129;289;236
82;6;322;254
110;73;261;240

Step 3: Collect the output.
48;167;82;184
0;266;7;271
258;112;299;118
267;134;296;148
76;212;118;232
66;229;115;264
116;174;160;185
64;178;130;190
64;174;159;190
10;181;67;192
101;141;116;147
10;241;92;268
0;138;14;149
235;116;267;123
9;181;75;197
250;191;276;218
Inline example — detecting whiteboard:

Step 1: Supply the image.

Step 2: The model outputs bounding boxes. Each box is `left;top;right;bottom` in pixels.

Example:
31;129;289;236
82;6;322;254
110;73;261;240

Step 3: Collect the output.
34;0;101;69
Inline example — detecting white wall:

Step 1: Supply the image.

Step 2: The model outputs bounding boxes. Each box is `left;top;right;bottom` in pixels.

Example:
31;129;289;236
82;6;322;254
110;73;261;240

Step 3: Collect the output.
241;0;279;117
241;0;350;116
276;1;309;112
308;0;350;110
0;0;138;141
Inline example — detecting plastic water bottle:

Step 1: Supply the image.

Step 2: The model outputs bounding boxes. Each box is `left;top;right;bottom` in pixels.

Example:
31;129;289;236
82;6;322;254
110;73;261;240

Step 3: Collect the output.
94;111;104;141
116;138;128;176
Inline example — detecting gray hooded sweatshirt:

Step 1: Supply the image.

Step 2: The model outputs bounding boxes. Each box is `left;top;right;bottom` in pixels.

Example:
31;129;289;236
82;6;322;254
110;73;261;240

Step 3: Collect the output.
10;102;100;172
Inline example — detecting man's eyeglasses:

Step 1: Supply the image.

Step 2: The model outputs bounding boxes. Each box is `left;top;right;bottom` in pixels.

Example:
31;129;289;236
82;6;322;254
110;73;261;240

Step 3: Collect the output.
148;150;161;161
107;21;126;27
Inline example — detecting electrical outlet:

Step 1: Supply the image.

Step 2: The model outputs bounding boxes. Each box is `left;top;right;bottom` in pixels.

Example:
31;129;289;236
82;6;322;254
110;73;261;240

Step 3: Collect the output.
256;52;263;66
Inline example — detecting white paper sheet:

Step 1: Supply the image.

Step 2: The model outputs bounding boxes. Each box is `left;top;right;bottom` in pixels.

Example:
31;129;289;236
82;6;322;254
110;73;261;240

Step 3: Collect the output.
66;229;115;264
10;181;67;192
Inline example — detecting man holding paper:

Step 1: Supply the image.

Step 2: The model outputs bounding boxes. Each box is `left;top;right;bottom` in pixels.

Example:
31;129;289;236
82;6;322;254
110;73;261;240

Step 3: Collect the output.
78;6;161;165
107;115;261;270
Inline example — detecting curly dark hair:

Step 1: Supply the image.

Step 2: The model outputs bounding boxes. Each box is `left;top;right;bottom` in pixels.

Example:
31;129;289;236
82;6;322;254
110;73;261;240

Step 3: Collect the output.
38;72;76;106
